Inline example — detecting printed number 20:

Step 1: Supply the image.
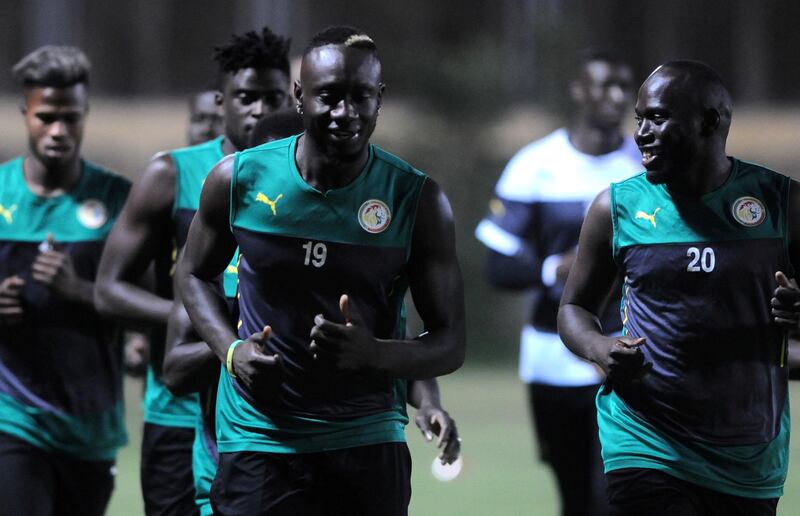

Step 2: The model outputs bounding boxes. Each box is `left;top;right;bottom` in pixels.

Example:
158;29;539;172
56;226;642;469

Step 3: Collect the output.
686;247;715;272
302;241;327;268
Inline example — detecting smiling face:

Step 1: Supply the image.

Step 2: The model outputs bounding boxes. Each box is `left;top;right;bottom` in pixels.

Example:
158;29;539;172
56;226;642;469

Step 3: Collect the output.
295;44;384;162
23;83;88;170
220;67;290;151
634;69;705;184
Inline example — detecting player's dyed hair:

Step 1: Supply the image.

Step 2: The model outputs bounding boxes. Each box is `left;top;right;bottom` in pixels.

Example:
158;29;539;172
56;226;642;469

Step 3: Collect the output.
303;26;378;58
213;26;291;76
249;110;304;148
12;45;90;88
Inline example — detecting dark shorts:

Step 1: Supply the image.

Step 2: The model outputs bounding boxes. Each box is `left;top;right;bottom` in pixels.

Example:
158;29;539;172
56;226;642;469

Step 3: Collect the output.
528;382;607;516
0;432;115;516
607;468;780;516
211;442;412;516
141;423;199;516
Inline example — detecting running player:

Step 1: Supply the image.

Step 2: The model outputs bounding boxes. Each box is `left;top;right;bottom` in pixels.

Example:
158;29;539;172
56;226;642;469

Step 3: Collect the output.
0;46;130;516
475;50;637;516
559;60;799;515
122;88;226;379
165;112;459;515
187;89;224;145
94;27;291;516
178;26;466;515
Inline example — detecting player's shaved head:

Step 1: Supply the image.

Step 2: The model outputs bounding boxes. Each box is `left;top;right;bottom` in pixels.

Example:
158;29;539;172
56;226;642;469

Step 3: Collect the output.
647;60;732;138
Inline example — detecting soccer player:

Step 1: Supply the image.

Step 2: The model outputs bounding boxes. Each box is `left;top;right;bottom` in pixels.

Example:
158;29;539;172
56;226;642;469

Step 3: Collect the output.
0;46;130;516
178;26;465;515
475;50;637;516
187;89;224;145
122;87;227;379
558;60;800;515
94;27;292;515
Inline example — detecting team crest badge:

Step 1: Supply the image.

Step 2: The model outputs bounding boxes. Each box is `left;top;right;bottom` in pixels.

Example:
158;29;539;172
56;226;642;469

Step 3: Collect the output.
731;196;765;227
358;199;391;234
77;199;108;229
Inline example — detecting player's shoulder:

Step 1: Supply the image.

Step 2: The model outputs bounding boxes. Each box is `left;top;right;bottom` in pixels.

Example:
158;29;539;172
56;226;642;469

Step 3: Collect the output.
0;157;24;188
0;156;23;173
239;134;295;159
81;159;132;199
370;144;427;180
609;169;650;194
734;157;787;180
169;136;222;160
82;159;130;187
494;129;571;201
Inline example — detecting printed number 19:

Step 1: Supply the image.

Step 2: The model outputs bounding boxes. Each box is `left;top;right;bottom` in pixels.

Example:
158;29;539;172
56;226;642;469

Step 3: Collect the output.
303;241;327;268
686;246;715;272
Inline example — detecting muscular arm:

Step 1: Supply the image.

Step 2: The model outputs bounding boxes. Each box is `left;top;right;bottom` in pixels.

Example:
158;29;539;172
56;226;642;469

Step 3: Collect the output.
94;155;176;328
312;179;466;378
558;190;645;380
176;156;239;361
162;279;220;396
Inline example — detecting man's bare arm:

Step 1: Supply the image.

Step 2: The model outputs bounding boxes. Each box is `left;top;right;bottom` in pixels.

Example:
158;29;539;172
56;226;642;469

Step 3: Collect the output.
94;154;176;327
177;156;282;390
558;189;646;378
162;282;220;396
176;156;239;360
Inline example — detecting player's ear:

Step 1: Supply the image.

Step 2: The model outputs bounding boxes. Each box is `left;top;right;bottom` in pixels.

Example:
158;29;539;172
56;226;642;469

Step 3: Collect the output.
293;80;303;104
294;80;304;114
214;90;223;107
701;108;720;136
377;82;386;111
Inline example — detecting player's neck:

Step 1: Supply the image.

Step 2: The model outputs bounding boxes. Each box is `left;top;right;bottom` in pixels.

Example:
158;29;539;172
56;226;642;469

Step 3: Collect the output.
294;134;368;191
667;153;732;196
220;136;238;156
22;154;82;197
567;122;624;156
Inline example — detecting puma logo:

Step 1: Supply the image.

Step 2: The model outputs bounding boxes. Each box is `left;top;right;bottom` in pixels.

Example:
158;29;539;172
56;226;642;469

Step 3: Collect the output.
0;204;17;224
635;208;661;228
255;193;283;216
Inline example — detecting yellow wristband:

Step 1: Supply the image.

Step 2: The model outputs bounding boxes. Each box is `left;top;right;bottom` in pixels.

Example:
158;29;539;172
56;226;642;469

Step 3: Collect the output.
226;339;243;378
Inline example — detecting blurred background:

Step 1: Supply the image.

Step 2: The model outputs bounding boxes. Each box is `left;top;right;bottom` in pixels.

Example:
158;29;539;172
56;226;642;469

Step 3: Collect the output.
2;1;799;514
